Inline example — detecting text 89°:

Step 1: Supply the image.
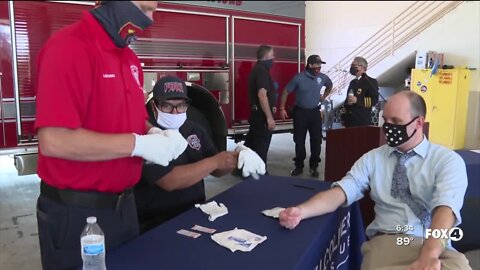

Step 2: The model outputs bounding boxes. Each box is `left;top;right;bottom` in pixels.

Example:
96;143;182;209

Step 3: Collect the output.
396;237;414;246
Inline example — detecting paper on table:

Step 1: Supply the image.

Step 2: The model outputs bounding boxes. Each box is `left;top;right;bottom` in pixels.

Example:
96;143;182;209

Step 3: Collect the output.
195;201;228;221
211;228;267;252
262;207;285;219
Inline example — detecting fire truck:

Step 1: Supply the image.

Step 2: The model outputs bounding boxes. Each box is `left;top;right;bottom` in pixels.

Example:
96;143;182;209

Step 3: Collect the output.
0;1;305;175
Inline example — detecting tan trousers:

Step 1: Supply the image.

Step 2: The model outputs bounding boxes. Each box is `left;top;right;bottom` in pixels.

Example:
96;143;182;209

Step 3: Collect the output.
361;235;472;270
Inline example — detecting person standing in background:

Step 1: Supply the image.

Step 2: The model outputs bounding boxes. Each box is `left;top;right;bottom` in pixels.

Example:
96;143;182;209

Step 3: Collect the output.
279;55;332;178
341;56;379;127
244;45;276;170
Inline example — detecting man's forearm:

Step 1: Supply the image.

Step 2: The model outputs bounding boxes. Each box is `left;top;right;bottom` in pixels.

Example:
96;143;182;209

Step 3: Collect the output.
258;93;274;121
157;156;218;191
323;87;332;99
279;89;289;109
38;127;135;161
297;187;347;220
419;206;456;258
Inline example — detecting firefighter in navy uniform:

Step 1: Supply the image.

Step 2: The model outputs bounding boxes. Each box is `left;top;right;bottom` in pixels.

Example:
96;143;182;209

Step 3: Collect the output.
134;76;238;233
341;56;379;127
244;45;277;168
279;55;333;178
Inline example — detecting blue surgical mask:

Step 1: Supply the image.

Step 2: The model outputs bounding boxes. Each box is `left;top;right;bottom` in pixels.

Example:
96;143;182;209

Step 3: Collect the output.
156;109;187;129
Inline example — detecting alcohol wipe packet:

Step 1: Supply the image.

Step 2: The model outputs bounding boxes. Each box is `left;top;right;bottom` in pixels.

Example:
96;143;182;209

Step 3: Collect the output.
211;228;267;252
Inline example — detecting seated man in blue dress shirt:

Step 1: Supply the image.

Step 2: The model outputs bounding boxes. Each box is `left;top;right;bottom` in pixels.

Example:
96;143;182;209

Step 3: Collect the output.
279;91;471;270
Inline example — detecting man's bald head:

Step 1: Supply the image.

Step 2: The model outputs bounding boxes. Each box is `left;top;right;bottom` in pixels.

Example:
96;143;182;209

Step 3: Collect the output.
386;91;426;119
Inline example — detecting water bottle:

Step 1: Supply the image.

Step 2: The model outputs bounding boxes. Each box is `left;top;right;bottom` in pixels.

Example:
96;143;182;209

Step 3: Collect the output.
81;216;106;270
347;89;354;97
347;89;355;105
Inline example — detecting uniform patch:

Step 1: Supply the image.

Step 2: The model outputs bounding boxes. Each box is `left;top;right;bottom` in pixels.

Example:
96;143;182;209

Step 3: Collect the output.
356;88;362;95
316;77;322;85
187;134;201;150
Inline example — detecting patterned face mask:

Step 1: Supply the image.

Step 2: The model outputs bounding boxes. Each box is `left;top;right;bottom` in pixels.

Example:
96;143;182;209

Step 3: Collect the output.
382;116;418;147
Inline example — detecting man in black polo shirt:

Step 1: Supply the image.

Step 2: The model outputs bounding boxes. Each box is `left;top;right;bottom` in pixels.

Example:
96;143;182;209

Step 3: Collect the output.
341;56;379;127
244;45;277;168
134;76;239;232
279;55;333;178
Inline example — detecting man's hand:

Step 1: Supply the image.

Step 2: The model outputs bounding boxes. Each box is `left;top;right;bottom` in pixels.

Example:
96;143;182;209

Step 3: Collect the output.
214;151;238;171
279;109;288;121
235;142;266;179
407;255;441;270
131;129;188;166
279;207;302;230
347;95;357;105
267;118;276;131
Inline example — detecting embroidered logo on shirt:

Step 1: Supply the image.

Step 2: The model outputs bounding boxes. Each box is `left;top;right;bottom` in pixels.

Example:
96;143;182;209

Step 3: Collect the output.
187;134;201;150
102;73;116;78
316;77;322;85
130;65;140;87
357;88;362;95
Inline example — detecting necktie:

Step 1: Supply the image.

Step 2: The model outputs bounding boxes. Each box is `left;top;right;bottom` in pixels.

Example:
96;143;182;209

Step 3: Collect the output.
391;151;431;227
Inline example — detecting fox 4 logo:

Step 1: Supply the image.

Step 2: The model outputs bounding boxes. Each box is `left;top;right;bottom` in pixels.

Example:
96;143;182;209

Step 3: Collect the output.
425;227;463;241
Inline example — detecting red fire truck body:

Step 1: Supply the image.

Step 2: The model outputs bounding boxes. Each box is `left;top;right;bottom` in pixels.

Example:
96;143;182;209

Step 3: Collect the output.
0;1;305;174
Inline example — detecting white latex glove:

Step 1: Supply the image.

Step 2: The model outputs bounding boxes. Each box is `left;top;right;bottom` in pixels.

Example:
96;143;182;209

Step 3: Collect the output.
195;201;229;221
235;141;266;180
131;129;188;166
147;127;163;135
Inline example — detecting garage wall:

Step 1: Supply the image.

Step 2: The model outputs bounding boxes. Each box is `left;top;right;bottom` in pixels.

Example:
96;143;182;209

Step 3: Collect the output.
305;1;480;149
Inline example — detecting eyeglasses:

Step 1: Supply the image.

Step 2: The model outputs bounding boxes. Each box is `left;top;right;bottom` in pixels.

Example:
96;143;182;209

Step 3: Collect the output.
157;101;189;113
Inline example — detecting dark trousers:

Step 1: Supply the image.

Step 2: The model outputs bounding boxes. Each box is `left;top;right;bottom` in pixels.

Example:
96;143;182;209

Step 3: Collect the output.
292;107;323;169
36;183;139;270
244;109;273;165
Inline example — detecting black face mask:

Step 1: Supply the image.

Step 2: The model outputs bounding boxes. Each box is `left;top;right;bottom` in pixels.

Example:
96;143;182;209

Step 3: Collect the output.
260;59;273;70
382;116;419;147
307;67;321;76
349;65;358;76
91;1;153;48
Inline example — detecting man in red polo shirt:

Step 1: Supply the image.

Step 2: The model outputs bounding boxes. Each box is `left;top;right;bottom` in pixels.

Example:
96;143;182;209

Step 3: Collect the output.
34;2;187;269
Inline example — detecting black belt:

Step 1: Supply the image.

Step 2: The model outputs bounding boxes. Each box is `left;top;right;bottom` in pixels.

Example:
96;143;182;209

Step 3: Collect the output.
374;232;404;237
295;105;321;110
40;181;132;210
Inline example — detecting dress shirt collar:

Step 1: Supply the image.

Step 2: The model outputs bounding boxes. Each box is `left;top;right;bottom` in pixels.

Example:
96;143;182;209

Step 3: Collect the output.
388;135;429;159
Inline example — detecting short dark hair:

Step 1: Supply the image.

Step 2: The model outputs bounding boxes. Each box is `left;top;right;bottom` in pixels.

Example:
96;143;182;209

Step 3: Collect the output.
404;91;427;118
256;45;272;60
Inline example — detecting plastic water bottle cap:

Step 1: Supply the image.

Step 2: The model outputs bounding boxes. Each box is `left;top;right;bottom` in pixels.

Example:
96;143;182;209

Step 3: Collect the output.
87;216;97;224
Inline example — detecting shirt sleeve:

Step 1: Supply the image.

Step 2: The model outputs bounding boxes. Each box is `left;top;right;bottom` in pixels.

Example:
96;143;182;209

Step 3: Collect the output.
35;38;92;130
285;75;298;93
198;126;218;158
323;74;333;89
331;152;372;207
343;80;354;107
358;76;379;109
141;162;175;186
429;151;468;226
255;68;271;92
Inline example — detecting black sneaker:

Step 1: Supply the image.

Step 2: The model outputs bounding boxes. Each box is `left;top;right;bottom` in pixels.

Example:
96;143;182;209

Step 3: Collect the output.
290;167;303;176
309;169;319;178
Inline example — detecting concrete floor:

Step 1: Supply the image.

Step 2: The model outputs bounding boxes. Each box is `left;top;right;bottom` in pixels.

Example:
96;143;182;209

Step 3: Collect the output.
1;133;478;269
